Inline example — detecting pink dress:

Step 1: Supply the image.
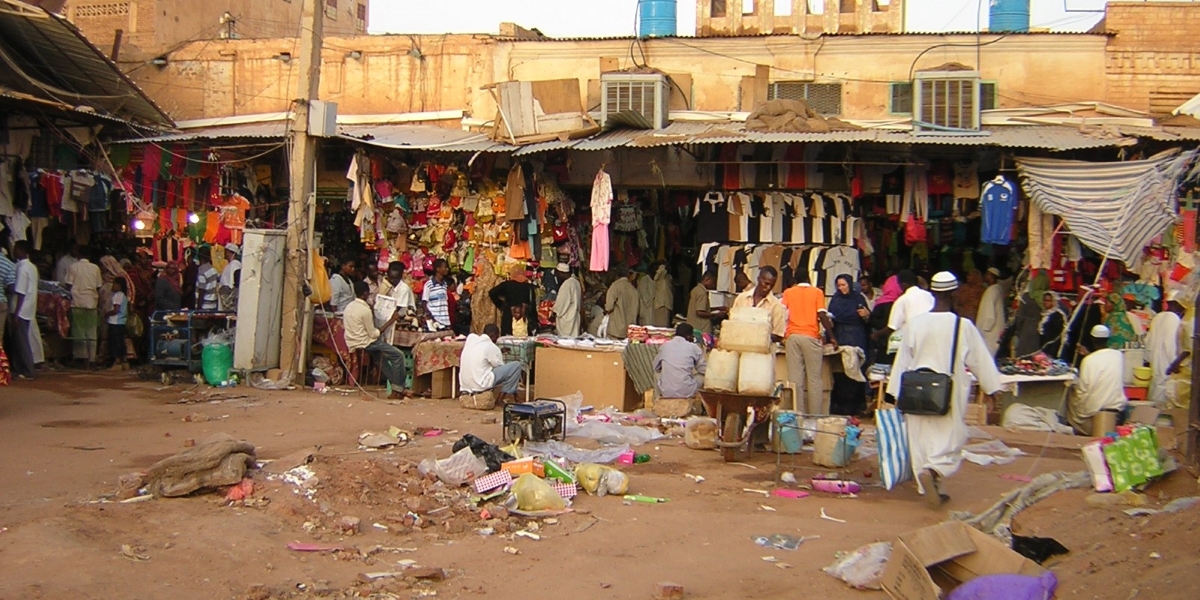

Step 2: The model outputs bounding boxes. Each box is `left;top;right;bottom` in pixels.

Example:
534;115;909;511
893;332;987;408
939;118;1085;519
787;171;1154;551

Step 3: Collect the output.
589;170;612;272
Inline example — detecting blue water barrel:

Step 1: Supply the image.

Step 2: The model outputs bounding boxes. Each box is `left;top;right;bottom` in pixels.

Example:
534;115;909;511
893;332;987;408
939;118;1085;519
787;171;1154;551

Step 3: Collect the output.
989;0;1030;33
639;0;677;38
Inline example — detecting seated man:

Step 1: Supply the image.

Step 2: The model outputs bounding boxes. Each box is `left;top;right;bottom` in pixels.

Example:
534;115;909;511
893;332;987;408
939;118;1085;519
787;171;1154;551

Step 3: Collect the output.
343;280;406;399
1067;325;1127;435
459;324;524;403
653;323;707;400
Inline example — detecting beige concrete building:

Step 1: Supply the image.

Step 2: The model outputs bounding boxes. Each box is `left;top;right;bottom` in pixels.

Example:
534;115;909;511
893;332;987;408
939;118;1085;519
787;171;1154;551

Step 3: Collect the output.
697;0;903;36
65;0;369;62
120;1;1199;123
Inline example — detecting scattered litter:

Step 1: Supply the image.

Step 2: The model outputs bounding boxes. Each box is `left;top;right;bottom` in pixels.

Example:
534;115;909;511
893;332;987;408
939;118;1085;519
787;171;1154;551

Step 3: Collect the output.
775;562;792;570
743;488;770;496
287;542;345;552
224;478;254;501
119;544;150;561
963;440;1024;466
754;534;804;551
823;542;892;590
119;494;153;504
951;471;1091;545
760;504;776;512
372;523;389;531
761;555;778;563
476;527;495;536
1012;535;1070;564
780;471;797;485
731;462;759;470
771;489;809;499
1001;474;1035;483
523;440;630;465
514;530;541;541
396;559;418;568
1087;490;1148;508
820;507;846;523
625;495;669;504
1122;496;1200;517
684;473;705;483
359;571;404;581
1149;552;1161;559
946;572;1058;600
358;431;408;449
503;546;520;555
576;464;629;497
812;479;862;495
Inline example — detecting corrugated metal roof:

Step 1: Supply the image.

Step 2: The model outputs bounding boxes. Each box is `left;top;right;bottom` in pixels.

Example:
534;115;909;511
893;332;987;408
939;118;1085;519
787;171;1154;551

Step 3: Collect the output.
502;30;1103;43
0;1;172;128
340;124;511;152
0;88;138;127
114;122;290;144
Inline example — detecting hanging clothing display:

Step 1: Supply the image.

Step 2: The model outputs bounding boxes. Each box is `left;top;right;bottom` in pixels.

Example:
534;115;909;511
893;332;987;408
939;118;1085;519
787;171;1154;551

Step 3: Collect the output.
589;169;613;271
980;176;1018;245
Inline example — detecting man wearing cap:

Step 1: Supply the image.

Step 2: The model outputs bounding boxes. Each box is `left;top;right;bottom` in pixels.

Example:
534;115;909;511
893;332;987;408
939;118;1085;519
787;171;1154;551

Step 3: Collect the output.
552;263;582;338
218;243;242;312
1068;325;1127;436
975;267;1010;356
888;272;1003;509
1145;292;1189;405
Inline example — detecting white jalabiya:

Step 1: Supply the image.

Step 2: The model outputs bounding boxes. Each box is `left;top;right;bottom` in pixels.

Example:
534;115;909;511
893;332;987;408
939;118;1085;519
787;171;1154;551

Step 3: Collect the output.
887;312;1003;495
553;276;582;338
1144;311;1181;405
975;280;1010;356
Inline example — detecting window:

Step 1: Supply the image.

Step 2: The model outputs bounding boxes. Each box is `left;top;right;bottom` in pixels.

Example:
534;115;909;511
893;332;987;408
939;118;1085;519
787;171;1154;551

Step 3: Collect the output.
774;0;792;17
711;0;726;18
873;0;889;11
840;0;857;13
914;73;985;131
356;2;366;29
890;81;996;115
767;82;843;116
325;0;337;20
743;0;756;15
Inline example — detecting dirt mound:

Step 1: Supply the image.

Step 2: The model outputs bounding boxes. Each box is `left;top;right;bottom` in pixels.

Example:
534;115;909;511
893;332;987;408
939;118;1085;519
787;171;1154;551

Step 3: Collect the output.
744;99;862;133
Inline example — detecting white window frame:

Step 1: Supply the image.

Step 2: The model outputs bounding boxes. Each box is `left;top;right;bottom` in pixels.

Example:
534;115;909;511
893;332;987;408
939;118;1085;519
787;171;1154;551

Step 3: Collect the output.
913;71;981;133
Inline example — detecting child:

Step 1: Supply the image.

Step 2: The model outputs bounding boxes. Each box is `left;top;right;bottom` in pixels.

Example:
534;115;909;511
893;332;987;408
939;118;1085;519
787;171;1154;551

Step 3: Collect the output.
106;278;129;369
510;304;529;338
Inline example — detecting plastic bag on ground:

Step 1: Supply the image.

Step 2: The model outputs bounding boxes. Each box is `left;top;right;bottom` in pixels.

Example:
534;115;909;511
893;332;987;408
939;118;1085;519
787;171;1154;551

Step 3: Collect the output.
575;463;630;497
418;446;488;487
250;371;295;390
452;434;516;473
946;571;1057;600
511;473;567;511
554;392;585;433
523;440;630;465
822;541;892;590
571;420;663;446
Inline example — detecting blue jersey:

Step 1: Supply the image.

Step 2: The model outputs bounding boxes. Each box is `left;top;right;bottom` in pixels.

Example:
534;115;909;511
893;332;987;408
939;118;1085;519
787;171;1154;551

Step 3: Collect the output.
980;179;1017;244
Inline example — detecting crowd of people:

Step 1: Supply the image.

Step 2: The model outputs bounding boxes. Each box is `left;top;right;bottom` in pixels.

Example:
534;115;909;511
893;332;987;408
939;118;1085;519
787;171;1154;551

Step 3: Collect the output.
1;234;245;380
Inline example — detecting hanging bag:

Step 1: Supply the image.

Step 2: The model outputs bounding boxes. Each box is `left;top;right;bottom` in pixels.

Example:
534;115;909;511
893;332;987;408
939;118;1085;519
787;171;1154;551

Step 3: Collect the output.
875;407;911;490
896;316;960;417
904;216;927;245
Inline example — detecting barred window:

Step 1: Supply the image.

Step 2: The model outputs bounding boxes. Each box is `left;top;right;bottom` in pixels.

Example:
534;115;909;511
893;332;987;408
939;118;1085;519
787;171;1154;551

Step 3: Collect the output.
767;82;843;116
74;2;130;18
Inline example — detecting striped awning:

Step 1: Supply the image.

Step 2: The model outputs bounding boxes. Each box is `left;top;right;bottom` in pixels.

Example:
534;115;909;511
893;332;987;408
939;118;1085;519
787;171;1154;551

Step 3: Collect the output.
1016;149;1199;265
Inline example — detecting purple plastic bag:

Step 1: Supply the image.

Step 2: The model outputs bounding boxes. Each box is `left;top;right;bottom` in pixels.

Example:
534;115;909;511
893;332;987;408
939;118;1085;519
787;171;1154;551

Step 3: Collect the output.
947;571;1057;600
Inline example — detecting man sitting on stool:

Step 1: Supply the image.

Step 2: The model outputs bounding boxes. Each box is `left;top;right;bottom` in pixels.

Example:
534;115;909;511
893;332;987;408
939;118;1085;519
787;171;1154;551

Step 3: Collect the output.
653;323;708;417
460;324;524;404
1067;324;1127;436
344;280;407;399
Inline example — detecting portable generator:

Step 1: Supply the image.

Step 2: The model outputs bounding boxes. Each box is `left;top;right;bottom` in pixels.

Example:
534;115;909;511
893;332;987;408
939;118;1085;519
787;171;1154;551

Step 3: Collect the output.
503;398;567;443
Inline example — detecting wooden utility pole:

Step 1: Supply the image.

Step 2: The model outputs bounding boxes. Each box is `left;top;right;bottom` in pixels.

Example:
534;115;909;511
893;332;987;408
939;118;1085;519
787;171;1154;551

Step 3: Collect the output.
280;0;323;379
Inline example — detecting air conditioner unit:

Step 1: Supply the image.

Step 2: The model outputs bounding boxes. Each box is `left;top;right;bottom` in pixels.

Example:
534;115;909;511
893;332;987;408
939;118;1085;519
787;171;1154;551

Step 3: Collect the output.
600;73;670;129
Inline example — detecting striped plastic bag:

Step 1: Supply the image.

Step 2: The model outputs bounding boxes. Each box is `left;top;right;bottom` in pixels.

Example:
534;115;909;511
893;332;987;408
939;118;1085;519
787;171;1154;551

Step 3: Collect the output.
876;407;912;491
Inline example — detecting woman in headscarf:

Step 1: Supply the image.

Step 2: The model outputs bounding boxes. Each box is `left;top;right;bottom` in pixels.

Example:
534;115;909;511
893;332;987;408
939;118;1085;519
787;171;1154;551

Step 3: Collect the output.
649;263;673;328
828;274;872;415
953;269;986;322
1011;273;1049;358
868;275;903;365
470;261;503;334
1037;291;1067;358
1104;292;1138;349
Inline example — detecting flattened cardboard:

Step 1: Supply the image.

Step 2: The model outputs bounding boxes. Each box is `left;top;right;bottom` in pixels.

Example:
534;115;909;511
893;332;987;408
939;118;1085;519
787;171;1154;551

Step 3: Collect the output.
881;521;1047;600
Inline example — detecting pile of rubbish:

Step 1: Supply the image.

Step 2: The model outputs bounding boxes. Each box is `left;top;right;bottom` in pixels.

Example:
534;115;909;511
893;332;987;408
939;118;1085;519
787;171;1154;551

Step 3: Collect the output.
744;99;862;134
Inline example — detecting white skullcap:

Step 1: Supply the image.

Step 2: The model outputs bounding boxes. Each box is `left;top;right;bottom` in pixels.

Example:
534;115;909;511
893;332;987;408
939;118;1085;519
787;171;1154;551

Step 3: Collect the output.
930;271;959;292
1090;324;1111;339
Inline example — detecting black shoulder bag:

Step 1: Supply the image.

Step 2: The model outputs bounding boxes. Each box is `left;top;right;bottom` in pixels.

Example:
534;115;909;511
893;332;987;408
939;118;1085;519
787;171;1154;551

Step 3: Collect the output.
896;316;960;417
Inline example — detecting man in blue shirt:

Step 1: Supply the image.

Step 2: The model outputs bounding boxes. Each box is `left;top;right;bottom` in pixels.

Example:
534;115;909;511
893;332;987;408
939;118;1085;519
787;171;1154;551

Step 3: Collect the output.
653;324;708;400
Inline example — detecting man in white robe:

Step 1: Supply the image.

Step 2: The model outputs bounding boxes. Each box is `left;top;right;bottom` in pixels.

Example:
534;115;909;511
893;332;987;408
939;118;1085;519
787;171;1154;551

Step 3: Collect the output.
1067;325;1127;436
552;264;582;338
1145;293;1186;406
887;272;1003;509
975;267;1011;356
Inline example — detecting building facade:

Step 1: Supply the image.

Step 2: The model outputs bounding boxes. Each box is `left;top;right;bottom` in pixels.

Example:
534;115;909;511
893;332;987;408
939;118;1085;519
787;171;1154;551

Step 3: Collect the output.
696;0;903;36
65;0;369;62
119;1;1199;122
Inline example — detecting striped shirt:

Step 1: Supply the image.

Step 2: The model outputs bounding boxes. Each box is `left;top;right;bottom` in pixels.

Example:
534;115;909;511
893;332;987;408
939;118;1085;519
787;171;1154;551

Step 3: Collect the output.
0;252;15;296
196;264;220;310
422;279;451;327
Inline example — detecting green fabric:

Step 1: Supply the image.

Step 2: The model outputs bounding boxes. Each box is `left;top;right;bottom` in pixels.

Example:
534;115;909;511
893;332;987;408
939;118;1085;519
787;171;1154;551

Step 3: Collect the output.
185;146;203;177
108;144;132;168
69;307;99;341
55;144;81;170
1104;293;1138;349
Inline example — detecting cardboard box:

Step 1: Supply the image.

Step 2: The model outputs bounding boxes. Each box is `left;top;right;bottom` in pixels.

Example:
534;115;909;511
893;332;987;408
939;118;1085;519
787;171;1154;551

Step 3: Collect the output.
501;457;545;478
413;369;456;399
881;521;1046;600
535;345;641;411
1158;407;1191;455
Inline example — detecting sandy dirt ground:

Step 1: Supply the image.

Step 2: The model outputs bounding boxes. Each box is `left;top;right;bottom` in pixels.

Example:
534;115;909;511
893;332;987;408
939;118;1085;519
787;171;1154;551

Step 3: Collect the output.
0;373;1198;600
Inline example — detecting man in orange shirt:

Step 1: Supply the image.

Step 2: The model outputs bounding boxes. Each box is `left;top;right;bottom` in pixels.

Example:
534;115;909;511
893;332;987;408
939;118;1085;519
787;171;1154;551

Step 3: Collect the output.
782;267;835;415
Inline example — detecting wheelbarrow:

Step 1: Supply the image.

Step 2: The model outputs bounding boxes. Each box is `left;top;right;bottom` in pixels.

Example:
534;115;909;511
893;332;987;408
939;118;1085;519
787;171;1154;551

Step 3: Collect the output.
698;390;780;462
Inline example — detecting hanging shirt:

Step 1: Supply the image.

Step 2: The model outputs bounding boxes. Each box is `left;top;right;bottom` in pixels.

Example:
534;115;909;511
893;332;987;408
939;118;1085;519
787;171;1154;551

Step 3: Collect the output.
590;170;613;226
980;178;1018;245
821;247;860;296
694;193;728;243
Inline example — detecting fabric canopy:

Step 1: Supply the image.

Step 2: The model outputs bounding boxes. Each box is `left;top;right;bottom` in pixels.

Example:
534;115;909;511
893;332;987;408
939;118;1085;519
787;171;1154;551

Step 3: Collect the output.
1016;149;1199;265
